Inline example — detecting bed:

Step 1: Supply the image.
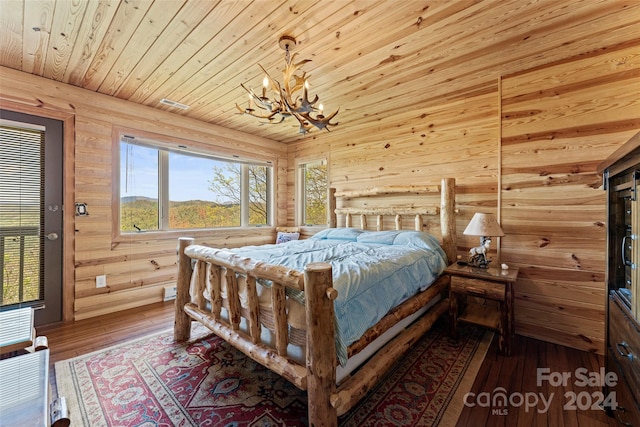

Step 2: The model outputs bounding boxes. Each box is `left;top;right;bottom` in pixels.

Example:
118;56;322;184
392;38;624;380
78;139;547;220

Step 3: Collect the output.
174;178;456;426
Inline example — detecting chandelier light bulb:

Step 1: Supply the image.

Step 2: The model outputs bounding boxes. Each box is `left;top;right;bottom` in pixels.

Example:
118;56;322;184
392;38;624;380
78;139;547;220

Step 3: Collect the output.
235;35;339;135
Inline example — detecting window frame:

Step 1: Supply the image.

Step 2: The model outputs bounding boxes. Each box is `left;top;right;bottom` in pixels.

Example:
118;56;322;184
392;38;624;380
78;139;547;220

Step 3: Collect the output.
112;127;275;242
296;157;329;228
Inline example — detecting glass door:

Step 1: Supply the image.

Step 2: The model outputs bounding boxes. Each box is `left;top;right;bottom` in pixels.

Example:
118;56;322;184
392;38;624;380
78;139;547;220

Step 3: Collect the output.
0;110;63;326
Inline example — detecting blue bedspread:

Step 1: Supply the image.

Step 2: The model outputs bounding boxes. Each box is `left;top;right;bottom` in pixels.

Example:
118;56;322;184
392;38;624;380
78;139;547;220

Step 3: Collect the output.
231;228;448;366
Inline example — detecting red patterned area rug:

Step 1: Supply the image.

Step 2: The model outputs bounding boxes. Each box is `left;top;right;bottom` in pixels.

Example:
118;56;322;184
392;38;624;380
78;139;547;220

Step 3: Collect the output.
55;319;491;427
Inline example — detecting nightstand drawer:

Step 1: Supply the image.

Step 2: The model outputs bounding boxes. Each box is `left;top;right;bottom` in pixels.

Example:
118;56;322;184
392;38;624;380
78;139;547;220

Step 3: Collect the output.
451;276;505;300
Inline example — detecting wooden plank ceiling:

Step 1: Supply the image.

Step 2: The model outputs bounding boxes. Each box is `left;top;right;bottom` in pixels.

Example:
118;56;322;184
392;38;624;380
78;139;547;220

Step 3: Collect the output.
1;0;636;144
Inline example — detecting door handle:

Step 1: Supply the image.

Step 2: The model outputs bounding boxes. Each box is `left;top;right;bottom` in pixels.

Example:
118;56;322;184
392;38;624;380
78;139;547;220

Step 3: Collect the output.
621;235;636;269
616;341;634;361
46;232;59;241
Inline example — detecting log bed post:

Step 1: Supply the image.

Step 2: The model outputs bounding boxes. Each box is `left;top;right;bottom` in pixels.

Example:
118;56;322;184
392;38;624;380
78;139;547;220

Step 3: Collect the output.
440;178;457;264
175;237;194;342
328;187;336;228
304;262;337;427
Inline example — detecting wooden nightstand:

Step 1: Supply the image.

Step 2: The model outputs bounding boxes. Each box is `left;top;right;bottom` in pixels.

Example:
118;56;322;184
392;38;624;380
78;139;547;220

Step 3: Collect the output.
446;262;519;356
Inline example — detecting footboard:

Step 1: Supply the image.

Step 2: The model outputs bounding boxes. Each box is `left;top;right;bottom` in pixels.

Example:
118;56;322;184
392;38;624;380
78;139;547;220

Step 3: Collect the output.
173;178;457;426
174;237;338;423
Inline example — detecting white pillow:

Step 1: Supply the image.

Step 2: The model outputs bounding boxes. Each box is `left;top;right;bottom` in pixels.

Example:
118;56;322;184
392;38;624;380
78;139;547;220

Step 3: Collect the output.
276;231;300;244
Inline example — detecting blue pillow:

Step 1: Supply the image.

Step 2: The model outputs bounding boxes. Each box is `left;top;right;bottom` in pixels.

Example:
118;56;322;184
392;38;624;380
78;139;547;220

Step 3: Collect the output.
311;228;363;241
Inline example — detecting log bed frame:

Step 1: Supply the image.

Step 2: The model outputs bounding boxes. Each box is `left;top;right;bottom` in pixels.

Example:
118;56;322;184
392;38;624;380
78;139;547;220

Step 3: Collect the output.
174;178;456;426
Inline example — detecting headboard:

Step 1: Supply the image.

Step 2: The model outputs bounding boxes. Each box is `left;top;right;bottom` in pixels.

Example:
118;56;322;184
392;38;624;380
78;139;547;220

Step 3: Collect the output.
329;177;457;264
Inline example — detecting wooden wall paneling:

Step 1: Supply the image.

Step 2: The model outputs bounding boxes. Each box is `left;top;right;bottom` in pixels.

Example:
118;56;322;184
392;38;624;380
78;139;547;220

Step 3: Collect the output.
516;291;604;323
0;67;285;160
502;228;604;248
328;88;496;147
289;27;638;355
502;82;640;137
74;283;168;320
328;90;499;190
515;321;603;355
519;280;606;353
325;88;500;262
1;0;637;350
500;44;640;105
516;276;605;309
286;93;499;259
501;244;604;273
500;41;640;354
75;255;178;299
0;68;286;321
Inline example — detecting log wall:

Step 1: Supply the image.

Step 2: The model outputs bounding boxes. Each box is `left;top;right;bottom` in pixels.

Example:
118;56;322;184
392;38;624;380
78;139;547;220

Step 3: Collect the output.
289;43;640;354
1;37;639;354
500;42;640;353
0;66;287;321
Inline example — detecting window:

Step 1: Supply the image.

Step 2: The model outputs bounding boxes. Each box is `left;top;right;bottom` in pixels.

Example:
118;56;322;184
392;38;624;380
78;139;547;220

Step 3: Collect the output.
0;122;44;306
119;135;272;233
298;159;328;226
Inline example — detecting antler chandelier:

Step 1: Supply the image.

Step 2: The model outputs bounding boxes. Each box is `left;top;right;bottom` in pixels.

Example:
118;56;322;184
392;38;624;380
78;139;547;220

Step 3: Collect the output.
236;35;339;135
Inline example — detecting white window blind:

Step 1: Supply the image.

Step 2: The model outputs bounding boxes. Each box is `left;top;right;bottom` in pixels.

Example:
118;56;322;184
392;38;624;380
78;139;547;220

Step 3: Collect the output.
0;124;44;306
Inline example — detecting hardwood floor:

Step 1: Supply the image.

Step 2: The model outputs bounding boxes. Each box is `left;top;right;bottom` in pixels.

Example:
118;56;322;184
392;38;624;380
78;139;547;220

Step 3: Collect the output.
37;301;176;366
457;334;618;427
38;302;618;427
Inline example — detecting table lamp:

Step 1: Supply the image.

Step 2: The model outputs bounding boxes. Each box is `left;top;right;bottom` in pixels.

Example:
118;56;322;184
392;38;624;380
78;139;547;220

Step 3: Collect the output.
463;212;505;268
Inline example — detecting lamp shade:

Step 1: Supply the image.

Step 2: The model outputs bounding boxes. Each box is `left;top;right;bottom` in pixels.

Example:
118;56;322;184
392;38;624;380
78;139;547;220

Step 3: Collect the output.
463;212;505;237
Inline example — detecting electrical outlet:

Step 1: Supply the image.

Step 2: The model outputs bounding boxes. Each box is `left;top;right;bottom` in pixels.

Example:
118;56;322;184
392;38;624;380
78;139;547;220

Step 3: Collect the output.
163;285;177;301
96;275;107;288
